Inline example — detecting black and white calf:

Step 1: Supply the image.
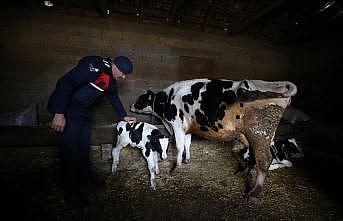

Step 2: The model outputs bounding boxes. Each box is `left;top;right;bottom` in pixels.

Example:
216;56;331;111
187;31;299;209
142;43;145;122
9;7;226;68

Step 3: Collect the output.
112;121;169;189
239;138;303;173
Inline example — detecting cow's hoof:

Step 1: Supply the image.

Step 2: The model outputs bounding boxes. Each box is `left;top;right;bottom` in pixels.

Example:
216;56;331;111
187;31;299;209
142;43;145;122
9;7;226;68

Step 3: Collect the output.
170;166;181;176
247;195;259;202
247;185;261;201
150;184;156;190
111;166;119;173
184;159;191;164
235;169;248;177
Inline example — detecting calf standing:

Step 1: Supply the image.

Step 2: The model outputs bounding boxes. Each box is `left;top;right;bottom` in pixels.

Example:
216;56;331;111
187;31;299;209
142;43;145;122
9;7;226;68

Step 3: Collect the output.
112;121;169;189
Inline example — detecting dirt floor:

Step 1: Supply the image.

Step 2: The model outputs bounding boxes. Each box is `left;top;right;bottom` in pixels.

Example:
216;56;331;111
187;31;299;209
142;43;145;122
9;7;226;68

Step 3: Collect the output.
1;139;343;221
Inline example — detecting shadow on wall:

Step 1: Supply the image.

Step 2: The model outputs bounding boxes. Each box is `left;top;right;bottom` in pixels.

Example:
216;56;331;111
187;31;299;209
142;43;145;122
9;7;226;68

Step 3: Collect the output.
0;103;39;127
0;101;54;127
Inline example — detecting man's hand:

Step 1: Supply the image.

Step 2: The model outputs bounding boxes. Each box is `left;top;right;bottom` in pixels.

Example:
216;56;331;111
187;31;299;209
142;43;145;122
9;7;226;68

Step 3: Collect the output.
123;116;136;123
51;113;66;132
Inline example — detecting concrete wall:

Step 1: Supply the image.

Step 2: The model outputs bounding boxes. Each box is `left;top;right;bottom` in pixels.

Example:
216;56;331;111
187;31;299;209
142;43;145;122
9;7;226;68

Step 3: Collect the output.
0;7;289;126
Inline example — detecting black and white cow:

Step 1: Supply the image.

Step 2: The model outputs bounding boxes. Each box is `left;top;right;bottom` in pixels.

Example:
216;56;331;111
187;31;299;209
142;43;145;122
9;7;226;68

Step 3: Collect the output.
238;138;303;174
130;78;297;200
112;121;169;189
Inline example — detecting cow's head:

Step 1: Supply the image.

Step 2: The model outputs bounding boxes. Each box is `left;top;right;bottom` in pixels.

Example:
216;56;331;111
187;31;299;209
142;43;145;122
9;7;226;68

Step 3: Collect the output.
130;90;155;114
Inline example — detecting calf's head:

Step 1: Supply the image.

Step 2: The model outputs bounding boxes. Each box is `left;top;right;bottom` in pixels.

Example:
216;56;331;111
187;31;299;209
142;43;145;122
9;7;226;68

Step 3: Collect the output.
147;129;169;160
130;90;155;114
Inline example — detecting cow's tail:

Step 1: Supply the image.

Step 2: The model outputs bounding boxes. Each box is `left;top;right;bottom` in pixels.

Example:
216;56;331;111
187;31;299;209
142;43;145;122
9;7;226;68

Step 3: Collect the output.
282;81;297;97
244;80;297;97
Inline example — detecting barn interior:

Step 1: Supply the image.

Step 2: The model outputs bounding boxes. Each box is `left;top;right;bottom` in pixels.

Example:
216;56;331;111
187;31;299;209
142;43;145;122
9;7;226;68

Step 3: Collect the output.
1;0;342;220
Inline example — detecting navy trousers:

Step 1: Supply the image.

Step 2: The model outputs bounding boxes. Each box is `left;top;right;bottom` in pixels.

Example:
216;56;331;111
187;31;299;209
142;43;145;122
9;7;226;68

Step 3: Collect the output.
54;83;103;195
55;105;92;193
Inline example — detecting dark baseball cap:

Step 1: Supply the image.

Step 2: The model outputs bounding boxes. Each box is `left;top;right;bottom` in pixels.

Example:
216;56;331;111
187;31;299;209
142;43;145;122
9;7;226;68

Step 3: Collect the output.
113;56;133;75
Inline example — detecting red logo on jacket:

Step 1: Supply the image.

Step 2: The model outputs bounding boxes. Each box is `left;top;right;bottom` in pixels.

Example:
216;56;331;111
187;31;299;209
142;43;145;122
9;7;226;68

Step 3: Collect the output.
93;73;110;90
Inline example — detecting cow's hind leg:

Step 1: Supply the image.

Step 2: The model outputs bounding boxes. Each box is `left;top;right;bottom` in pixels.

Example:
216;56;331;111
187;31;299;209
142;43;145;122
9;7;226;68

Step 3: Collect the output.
143;151;157;190
235;133;254;176
245;105;283;201
171;128;186;175
236;149;256;177
247;136;272;201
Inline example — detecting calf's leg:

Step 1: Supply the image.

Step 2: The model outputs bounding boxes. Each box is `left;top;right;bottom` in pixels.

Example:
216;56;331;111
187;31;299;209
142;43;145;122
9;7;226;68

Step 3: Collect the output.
154;152;160;175
111;144;124;173
184;134;192;164
145;153;156;190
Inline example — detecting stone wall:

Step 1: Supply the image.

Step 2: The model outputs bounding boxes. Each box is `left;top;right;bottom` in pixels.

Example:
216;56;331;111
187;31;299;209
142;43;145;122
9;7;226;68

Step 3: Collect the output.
0;7;289;126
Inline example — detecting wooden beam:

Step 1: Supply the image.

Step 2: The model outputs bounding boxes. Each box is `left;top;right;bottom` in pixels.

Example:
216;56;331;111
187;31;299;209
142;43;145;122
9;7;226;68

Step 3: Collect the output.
64;0;71;14
202;0;217;31
0;126;114;147
169;0;188;24
0;124;169;147
229;0;288;35
280;4;343;43
229;0;258;29
280;16;342;43
138;0;144;23
95;0;109;18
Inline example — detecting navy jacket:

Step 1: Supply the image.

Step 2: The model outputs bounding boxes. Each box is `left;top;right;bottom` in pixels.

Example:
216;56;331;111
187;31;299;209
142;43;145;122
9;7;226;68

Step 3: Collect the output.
47;56;127;119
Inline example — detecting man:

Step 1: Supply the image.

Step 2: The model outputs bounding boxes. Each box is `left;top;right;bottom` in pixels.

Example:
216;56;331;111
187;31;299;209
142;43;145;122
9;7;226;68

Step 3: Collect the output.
47;55;136;212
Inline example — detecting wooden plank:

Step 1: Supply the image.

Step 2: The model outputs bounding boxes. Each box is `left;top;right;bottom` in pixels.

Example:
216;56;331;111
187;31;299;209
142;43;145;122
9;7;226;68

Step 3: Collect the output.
0;124;169;147
0;125;114;147
0;126;57;147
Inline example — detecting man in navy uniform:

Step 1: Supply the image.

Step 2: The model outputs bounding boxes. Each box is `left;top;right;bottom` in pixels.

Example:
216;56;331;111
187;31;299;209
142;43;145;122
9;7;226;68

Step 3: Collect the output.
47;55;136;212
